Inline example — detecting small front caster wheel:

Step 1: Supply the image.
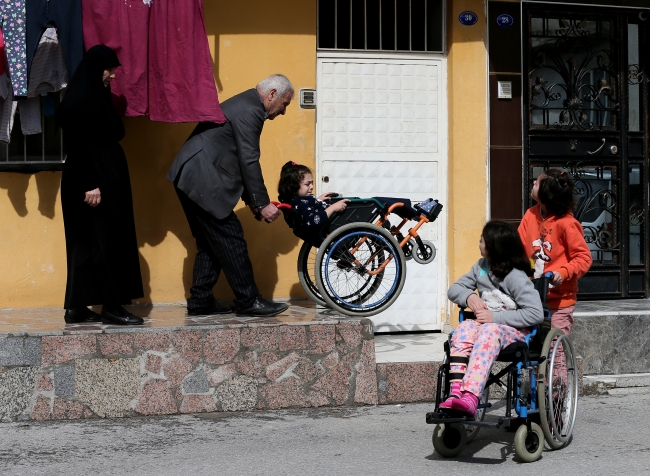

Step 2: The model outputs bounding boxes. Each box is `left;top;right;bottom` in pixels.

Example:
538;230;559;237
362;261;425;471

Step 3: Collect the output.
412;239;436;264
432;423;467;457
514;422;544;463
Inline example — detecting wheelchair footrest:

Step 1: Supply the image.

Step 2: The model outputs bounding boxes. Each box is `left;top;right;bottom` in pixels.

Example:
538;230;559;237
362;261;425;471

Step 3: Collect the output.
425;410;475;425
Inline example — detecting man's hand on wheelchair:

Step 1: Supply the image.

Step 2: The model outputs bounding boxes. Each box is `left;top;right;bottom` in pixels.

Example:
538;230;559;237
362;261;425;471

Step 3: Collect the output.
251;203;281;223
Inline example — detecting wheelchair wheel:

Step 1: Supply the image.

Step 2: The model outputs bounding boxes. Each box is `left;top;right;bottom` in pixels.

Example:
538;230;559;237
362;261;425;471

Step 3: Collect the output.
432;423;467;458
412;239;436;265
315;223;407;317
538;329;579;450
297;241;327;307
514;422;544;463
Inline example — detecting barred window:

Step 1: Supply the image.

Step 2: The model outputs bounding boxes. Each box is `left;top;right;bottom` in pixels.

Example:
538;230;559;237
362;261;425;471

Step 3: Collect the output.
318;0;446;53
0;91;64;172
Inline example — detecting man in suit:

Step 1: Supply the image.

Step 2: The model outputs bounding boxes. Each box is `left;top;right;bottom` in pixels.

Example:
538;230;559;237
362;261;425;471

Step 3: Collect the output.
167;74;293;317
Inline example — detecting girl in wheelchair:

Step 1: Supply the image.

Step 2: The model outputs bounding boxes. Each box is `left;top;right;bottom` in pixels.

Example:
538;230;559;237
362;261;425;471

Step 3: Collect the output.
442;220;544;418
277;161;350;243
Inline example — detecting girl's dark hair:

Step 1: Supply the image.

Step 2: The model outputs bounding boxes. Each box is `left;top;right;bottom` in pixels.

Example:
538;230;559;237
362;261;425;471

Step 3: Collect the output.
482;220;533;279
537;168;575;218
278;161;312;202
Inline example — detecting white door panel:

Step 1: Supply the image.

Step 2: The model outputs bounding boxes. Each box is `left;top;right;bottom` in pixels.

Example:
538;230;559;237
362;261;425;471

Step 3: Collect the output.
316;54;448;332
321;160;439;199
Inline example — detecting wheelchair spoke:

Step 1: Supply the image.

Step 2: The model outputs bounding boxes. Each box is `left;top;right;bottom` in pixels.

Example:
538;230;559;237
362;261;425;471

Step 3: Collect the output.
323;229;402;312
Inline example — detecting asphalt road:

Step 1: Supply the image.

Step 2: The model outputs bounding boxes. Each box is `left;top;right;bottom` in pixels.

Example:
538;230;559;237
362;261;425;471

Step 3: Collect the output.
2;388;649;475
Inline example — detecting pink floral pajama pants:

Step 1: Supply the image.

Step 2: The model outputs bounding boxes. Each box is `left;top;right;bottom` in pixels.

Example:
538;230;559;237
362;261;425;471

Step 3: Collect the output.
451;320;528;397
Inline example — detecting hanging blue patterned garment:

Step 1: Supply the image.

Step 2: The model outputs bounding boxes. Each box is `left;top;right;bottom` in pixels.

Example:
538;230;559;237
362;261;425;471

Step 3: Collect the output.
0;0;28;97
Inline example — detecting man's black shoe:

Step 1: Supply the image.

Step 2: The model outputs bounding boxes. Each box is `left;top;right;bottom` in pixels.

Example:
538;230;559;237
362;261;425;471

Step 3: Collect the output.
64;307;102;324
101;306;144;325
236;296;288;317
187;300;232;316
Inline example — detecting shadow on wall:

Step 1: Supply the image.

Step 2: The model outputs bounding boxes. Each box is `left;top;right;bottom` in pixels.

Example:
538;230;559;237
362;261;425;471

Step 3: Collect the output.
122;118;302;304
0;171;61;218
123;1;314;304
121;118;195;302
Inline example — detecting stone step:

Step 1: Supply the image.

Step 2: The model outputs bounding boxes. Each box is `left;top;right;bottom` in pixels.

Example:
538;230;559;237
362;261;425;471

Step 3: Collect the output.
0;303;380;422
582;373;650;395
571;310;650;376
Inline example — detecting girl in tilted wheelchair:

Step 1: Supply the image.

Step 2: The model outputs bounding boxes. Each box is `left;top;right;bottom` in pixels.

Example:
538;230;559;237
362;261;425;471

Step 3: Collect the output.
442;220;544;417
277;161;349;245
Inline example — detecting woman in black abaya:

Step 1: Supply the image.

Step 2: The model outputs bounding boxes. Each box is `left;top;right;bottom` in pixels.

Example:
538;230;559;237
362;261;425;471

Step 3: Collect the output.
57;45;144;325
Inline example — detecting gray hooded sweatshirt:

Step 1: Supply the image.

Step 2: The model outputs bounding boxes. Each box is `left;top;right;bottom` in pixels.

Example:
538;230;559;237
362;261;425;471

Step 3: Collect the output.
448;258;544;328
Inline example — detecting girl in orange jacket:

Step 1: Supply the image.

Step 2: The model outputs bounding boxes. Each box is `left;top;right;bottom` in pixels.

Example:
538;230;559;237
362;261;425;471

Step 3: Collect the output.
518;169;592;335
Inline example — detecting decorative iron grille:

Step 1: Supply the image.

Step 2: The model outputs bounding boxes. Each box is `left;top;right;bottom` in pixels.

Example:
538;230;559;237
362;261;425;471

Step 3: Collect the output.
528;16;619;130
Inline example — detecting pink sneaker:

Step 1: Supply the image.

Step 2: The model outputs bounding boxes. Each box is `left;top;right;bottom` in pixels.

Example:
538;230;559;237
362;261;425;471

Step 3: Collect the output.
439;381;462;410
439;397;455;409
450;391;479;417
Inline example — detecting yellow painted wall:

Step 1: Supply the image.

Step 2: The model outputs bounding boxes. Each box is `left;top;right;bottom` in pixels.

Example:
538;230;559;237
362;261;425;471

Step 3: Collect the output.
0;0;489;320
446;0;489;327
0;0;317;308
0;172;67;307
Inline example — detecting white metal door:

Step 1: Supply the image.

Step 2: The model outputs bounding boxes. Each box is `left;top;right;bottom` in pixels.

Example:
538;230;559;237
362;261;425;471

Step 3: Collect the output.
316;53;448;332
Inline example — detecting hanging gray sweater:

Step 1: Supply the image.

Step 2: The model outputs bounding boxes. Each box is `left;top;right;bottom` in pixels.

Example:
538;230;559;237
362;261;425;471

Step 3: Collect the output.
448;258;544;328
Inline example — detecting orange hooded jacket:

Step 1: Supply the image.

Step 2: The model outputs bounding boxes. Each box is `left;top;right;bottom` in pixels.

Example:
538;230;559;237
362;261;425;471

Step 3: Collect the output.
518;204;592;308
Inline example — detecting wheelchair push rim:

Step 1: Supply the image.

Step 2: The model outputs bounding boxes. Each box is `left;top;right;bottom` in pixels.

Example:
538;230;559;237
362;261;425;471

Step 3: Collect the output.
315;223;407;317
538;329;579;449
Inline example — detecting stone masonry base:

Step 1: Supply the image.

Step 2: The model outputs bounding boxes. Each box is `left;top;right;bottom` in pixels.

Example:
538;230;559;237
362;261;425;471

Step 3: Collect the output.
0;319;385;422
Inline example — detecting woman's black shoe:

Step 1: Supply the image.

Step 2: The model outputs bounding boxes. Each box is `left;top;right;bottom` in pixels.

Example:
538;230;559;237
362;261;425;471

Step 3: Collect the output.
101;306;144;325
64;307;102;324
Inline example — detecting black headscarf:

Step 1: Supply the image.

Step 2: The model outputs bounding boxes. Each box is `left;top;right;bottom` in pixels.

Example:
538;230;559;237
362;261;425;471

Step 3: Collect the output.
57;45;124;141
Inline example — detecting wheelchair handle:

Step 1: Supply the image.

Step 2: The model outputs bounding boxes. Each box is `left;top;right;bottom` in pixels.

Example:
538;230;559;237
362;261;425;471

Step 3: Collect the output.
271;201;292;210
255;201;292;222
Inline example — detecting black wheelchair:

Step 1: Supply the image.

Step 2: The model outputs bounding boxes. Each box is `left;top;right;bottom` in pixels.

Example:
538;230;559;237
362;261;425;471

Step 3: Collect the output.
276;197;443;317
425;273;579;462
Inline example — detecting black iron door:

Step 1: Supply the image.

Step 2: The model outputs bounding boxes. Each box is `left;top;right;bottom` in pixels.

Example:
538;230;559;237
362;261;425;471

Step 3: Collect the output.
524;6;649;299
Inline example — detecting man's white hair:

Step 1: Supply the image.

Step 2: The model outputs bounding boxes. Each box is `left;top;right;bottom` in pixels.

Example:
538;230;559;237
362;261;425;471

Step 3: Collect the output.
256;74;294;99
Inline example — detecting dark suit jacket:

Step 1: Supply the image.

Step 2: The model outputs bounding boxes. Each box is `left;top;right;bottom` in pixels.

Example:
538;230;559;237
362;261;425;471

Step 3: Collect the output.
167;89;270;219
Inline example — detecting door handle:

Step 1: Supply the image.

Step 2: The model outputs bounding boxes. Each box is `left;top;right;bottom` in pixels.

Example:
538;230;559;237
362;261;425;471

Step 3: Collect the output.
587;138;606;155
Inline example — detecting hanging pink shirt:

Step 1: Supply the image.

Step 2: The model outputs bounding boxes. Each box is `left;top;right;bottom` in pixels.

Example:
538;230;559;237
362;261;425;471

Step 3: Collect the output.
82;0;225;124
0;29;5;77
